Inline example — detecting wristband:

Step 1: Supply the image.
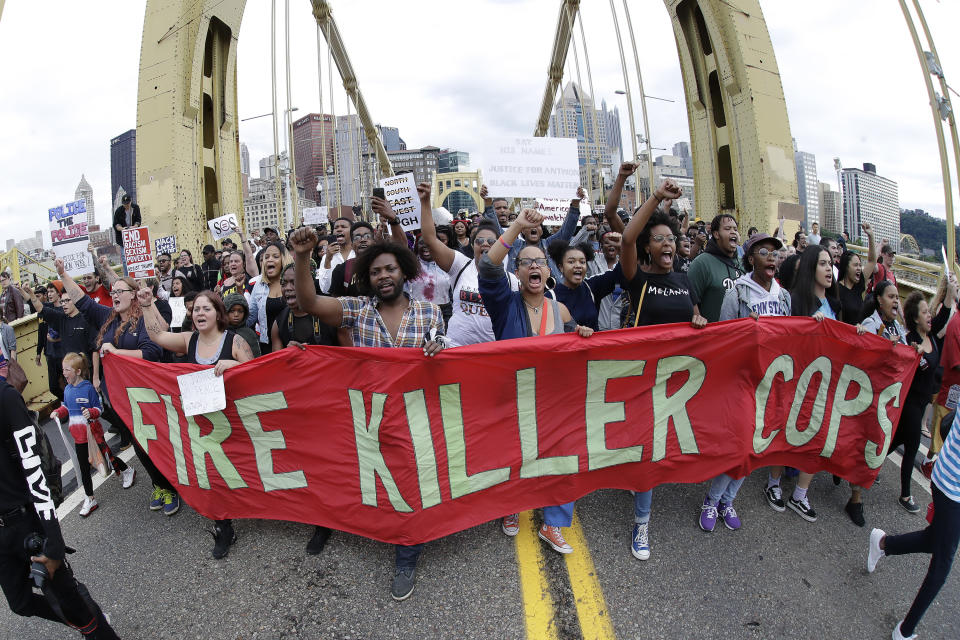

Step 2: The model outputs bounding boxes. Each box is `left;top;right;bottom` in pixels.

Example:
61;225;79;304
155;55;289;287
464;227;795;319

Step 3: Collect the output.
388;219;401;226
499;236;513;249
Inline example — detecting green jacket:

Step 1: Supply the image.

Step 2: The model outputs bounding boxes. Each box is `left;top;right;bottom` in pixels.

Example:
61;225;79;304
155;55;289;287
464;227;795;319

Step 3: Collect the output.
687;243;745;323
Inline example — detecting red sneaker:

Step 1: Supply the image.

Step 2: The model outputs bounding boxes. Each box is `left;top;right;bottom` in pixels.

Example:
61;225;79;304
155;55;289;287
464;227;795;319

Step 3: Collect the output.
538;525;573;554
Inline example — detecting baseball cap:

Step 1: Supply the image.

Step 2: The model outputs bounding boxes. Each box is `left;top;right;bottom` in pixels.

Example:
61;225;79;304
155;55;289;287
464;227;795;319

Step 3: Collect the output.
742;233;783;256
122;195;131;203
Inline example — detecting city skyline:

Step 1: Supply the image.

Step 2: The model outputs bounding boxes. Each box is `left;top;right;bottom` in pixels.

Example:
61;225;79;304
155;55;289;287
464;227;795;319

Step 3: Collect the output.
1;1;958;246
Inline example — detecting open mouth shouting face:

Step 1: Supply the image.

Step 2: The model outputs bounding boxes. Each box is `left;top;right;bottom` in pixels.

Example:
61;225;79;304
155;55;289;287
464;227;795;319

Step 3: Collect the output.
646;224;676;272
281;267;299;311
562;249;587;287
516;247;548;294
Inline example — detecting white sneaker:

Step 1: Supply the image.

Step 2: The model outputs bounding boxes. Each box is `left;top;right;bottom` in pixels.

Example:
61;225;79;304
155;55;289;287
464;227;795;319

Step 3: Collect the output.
892;621;917;639
79;497;98;518
121;467;136;489
868;528;885;573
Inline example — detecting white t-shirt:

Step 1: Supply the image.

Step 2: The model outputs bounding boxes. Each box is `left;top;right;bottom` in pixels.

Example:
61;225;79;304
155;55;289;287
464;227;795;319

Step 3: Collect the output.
446;251;518;347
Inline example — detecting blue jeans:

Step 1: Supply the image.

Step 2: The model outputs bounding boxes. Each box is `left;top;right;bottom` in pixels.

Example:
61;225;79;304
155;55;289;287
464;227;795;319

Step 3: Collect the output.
395;544;423;570
543;502;575;527
884;485;960;636
707;473;746;505
633;490;652;524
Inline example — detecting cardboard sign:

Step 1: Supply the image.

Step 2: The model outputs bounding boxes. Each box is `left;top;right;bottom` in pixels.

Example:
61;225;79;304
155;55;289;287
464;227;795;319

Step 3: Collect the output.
483;137;580;199
303;206;328;226
535;198;592;225
49;199;95;277
379;173;421;232
208;213;241;241
176;367;226;417
121;226;156;279
155;235;177;257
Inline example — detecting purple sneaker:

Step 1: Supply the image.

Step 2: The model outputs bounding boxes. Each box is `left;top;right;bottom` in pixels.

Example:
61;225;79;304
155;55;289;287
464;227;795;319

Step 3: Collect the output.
719;502;742;530
699;496;718;532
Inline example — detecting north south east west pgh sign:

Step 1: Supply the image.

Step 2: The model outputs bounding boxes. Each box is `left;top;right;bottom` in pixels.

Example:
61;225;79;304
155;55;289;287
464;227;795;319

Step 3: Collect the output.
104;317;919;546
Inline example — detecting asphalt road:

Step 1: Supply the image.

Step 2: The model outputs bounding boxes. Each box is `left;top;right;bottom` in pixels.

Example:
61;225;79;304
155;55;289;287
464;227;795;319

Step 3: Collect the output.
1;420;957;640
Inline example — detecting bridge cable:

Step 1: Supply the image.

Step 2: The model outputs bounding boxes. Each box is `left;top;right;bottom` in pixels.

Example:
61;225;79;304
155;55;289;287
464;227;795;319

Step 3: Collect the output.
562;6;600;209
608;0;639;165
621;0;657;197
575;9;607;207
316;24;331;213
271;0;284;231
325;20;342;212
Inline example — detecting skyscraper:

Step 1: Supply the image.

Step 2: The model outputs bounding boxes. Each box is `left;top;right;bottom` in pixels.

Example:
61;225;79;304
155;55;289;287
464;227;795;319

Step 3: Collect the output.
239;142;250;200
259;155;277;180
818;182;843;235
110;129;136;205
292;113;336;205
794;139;819;228
549;82;618;194
841;163;900;249
672;142;693;177
74;174;95;228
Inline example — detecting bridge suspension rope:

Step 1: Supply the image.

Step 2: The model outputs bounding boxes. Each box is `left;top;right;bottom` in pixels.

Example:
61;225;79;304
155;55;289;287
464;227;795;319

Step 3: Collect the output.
316;23;330;212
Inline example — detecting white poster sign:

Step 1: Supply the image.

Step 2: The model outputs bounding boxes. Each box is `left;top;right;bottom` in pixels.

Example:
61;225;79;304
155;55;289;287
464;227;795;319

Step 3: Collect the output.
483;137;580;200
208;213;240;241
177;368;226;417
535;198;592;225
303;206;328;226
169;297;186;328
378;173;421;232
49;199;95;277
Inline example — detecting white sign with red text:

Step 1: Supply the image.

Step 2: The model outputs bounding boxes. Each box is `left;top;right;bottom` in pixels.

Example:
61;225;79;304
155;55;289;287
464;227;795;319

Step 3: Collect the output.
121;226;156;279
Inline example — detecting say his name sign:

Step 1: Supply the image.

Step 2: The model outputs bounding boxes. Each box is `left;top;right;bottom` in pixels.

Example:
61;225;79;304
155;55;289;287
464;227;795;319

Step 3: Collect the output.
535;198;592;225
484;137;580;200
121;226;156;279
378;173;421;232
105;318;918;546
49;199;94;277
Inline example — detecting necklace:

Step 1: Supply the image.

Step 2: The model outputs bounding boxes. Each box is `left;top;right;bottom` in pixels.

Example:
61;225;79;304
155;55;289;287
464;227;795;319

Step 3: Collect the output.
523;301;541;313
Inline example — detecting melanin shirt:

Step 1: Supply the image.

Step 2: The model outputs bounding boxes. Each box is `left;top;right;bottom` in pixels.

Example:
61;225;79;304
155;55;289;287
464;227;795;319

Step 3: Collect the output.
624;269;699;327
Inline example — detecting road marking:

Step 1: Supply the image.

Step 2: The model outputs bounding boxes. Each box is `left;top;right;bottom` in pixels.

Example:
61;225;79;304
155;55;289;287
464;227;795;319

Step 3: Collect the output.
514;511;559;640
887;451;932;496
562;513;616;640
56;447;136;520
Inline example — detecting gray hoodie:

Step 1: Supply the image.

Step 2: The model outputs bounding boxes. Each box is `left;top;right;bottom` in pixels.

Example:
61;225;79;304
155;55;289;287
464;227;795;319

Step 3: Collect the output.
719;272;791;320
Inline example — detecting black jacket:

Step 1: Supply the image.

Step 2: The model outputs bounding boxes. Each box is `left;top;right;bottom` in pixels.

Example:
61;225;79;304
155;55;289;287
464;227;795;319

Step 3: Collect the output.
112;204;142;244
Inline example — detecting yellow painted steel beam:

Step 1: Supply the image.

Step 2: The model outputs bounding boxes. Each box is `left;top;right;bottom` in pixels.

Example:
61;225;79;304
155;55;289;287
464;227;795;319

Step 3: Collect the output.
432;172;484;211
311;1;394;178
137;0;246;252
534;0;580;137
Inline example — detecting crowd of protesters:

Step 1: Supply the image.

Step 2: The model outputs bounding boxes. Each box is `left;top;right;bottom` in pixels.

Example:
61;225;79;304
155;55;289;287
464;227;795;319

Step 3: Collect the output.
3;163;958;638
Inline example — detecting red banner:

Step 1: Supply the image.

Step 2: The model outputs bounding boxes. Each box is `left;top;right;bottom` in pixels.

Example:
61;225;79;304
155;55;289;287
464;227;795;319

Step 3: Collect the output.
104;318;919;546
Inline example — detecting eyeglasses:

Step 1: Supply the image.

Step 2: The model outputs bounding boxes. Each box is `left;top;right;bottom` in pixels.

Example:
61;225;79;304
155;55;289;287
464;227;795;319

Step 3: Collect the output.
517;257;548;267
651;234;677;244
110;288;134;297
352;233;373;241
753;247;775;258
474;237;496;246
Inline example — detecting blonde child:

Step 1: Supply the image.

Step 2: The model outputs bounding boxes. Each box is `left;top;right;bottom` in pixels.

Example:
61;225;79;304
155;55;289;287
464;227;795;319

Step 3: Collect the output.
53;352;135;516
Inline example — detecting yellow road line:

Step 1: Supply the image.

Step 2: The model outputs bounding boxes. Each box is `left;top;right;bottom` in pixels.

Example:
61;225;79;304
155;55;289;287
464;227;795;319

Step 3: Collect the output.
514;511;559;640
562;513;617;640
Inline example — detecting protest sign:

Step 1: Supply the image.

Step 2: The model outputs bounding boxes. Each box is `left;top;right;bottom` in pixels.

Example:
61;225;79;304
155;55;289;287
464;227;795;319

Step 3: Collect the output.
483;137;580;200
176;368;227;417
155;235;177;257
535;198;592;225
208;213;240;241
378;173;421;232
106;317;917;546
169;297;186;328
303;206;328;226
48;199;94;277
121;226;156;279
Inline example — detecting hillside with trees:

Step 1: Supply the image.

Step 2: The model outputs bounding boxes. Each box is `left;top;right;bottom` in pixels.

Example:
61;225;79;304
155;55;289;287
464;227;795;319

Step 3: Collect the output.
900;209;960;257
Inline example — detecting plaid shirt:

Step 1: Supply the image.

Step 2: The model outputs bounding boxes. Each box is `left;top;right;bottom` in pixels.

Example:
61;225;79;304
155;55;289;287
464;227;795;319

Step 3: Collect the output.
339;295;443;348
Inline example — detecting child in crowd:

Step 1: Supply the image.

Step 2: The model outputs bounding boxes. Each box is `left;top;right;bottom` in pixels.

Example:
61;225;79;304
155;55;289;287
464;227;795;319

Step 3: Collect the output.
224;293;261;357
53;352;135;517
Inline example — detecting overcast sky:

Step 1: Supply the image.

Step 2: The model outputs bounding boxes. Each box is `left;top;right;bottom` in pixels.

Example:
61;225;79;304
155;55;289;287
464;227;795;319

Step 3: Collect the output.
2;0;959;247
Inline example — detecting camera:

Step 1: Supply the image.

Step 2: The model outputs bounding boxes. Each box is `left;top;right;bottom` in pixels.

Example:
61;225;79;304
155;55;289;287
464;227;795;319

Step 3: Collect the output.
24;533;48;589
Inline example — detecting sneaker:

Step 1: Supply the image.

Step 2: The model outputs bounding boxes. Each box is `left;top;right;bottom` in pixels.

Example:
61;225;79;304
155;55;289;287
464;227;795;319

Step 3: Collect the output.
162;490;180;516
899;496;921;514
832;474;842;486
391;567;416;601
79;497;98;517
538;525;573;554
845;500;865;527
305;526;331;555
719;502;741;530
867;527;885;573
788;496;817;522
892;620;917;640
121;467;136;489
149;485;164;511
699;497;718;532
211;521;236;559
630;523;650;560
920;456;935;479
501;514;519;537
764;484;786;512
118;442;132;452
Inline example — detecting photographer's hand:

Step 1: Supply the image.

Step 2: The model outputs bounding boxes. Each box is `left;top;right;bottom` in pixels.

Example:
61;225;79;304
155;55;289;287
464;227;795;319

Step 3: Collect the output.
30;554;61;579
